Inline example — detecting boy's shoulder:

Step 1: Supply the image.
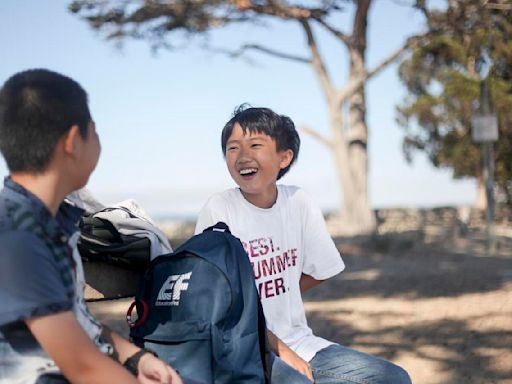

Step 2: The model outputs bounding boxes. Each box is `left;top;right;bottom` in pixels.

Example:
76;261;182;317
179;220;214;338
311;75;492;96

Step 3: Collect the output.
0;189;55;269
277;184;303;199
0;184;71;270
204;188;241;207
0;187;39;233
277;185;315;207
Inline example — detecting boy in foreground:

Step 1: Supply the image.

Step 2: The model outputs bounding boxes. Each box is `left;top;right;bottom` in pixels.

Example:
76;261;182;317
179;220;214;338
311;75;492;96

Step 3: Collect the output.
195;106;411;384
0;69;182;384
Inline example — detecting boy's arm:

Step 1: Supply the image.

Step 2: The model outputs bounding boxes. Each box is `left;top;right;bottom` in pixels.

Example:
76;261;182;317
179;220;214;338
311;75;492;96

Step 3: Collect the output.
301;191;345;283
299;273;324;293
26;311;182;384
26;311;138;384
267;329;314;382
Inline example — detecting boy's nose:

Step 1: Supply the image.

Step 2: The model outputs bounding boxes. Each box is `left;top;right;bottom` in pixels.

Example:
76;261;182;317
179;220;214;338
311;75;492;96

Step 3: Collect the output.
236;148;251;162
236;156;252;166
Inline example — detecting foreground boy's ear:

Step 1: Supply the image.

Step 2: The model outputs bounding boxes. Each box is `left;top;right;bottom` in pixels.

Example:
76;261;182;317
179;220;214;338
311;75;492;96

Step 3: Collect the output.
63;125;82;157
279;149;294;170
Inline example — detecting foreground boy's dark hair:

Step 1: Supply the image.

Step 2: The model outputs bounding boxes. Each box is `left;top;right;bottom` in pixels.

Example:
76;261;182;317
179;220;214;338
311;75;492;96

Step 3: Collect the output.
0;69;91;172
221;105;300;180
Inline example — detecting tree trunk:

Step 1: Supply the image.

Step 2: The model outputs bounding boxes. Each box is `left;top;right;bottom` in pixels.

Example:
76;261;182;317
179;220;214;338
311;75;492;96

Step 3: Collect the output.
301;0;376;234
328;108;354;227
326;105;375;235
343;0;376;233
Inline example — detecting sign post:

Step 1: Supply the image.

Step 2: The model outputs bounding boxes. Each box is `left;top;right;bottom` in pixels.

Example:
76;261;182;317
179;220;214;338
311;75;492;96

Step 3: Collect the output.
471;80;498;254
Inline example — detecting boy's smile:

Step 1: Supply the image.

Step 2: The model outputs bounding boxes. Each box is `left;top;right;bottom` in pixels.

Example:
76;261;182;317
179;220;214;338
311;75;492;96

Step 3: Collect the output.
225;123;292;208
239;167;258;177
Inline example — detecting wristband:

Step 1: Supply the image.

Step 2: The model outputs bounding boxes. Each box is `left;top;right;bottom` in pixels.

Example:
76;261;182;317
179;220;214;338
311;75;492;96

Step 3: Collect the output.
123;348;158;376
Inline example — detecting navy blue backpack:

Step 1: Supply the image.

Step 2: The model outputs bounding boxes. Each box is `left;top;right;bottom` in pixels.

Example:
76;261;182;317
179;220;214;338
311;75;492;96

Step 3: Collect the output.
127;223;271;384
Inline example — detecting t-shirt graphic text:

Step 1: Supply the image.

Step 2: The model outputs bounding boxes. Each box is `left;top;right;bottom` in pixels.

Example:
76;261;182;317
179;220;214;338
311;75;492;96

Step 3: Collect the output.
241;236;298;299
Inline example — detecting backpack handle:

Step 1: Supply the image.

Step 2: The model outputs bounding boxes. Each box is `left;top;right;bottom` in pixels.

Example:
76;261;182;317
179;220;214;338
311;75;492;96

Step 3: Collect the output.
203;222;231;234
126;299;149;328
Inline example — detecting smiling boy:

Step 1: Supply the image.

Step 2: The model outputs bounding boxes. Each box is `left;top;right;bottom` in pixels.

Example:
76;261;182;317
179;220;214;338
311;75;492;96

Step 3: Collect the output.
195;106;411;384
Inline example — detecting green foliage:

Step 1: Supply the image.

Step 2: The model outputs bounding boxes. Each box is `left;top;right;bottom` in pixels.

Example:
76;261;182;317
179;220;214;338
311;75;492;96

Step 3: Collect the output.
398;0;512;205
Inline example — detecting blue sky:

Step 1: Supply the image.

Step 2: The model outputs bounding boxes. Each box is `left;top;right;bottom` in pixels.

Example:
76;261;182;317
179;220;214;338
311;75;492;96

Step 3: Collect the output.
0;0;475;218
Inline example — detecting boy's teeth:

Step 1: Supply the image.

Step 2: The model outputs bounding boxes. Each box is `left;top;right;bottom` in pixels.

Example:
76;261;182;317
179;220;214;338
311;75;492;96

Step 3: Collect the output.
240;168;257;175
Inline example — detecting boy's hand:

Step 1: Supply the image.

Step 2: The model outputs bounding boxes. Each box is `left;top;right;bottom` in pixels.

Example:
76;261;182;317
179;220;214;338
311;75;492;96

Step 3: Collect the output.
278;343;314;382
138;353;183;384
267;329;314;382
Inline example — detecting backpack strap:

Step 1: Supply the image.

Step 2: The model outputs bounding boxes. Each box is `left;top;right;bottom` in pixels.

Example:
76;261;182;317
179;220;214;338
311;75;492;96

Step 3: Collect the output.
257;299;272;384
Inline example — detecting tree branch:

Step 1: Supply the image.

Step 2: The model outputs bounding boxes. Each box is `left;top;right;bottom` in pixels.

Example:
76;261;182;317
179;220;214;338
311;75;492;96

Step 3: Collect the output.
413;0;432;20
225;43;311;63
312;17;351;46
366;38;418;79
301;126;333;147
300;19;335;100
335;36;421;106
352;0;370;50
230;0;317;19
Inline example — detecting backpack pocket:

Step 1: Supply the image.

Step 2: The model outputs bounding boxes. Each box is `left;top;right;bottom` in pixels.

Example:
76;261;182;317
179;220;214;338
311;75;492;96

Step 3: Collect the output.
134;320;214;384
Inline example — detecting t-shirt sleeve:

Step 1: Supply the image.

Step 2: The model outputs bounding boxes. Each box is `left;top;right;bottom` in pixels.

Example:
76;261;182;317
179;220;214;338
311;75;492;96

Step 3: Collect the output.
0;231;73;326
194;196;229;235
300;192;345;280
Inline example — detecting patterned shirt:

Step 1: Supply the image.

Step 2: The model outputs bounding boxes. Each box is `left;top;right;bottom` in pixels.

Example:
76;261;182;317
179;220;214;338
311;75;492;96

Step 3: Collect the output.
0;178;106;384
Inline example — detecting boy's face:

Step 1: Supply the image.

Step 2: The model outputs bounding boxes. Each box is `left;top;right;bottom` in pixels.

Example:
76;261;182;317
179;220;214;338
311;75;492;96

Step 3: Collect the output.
74;120;101;188
225;123;292;202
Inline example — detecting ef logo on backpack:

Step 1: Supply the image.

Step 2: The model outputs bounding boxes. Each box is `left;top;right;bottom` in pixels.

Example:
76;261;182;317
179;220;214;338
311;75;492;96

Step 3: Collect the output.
156;272;193;306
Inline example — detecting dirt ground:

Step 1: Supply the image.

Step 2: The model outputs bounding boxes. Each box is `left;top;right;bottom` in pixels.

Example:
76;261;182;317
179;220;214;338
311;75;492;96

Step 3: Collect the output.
89;228;512;384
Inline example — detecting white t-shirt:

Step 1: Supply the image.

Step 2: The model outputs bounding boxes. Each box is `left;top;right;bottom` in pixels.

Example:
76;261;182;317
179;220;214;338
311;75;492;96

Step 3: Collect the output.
195;185;345;362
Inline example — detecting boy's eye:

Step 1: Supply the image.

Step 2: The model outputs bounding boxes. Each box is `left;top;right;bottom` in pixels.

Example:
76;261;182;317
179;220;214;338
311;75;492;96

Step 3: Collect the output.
227;146;238;151
251;143;263;148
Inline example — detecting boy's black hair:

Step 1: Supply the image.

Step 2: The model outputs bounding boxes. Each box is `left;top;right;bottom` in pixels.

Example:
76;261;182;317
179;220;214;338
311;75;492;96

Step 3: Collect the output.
221;105;300;180
0;69;91;172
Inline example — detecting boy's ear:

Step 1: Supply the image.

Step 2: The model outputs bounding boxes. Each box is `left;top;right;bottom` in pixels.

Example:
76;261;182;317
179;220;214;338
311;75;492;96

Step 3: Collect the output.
62;125;82;157
279;149;294;170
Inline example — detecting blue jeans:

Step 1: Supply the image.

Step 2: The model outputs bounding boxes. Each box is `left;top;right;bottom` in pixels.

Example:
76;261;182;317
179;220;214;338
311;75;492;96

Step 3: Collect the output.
271;344;411;384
